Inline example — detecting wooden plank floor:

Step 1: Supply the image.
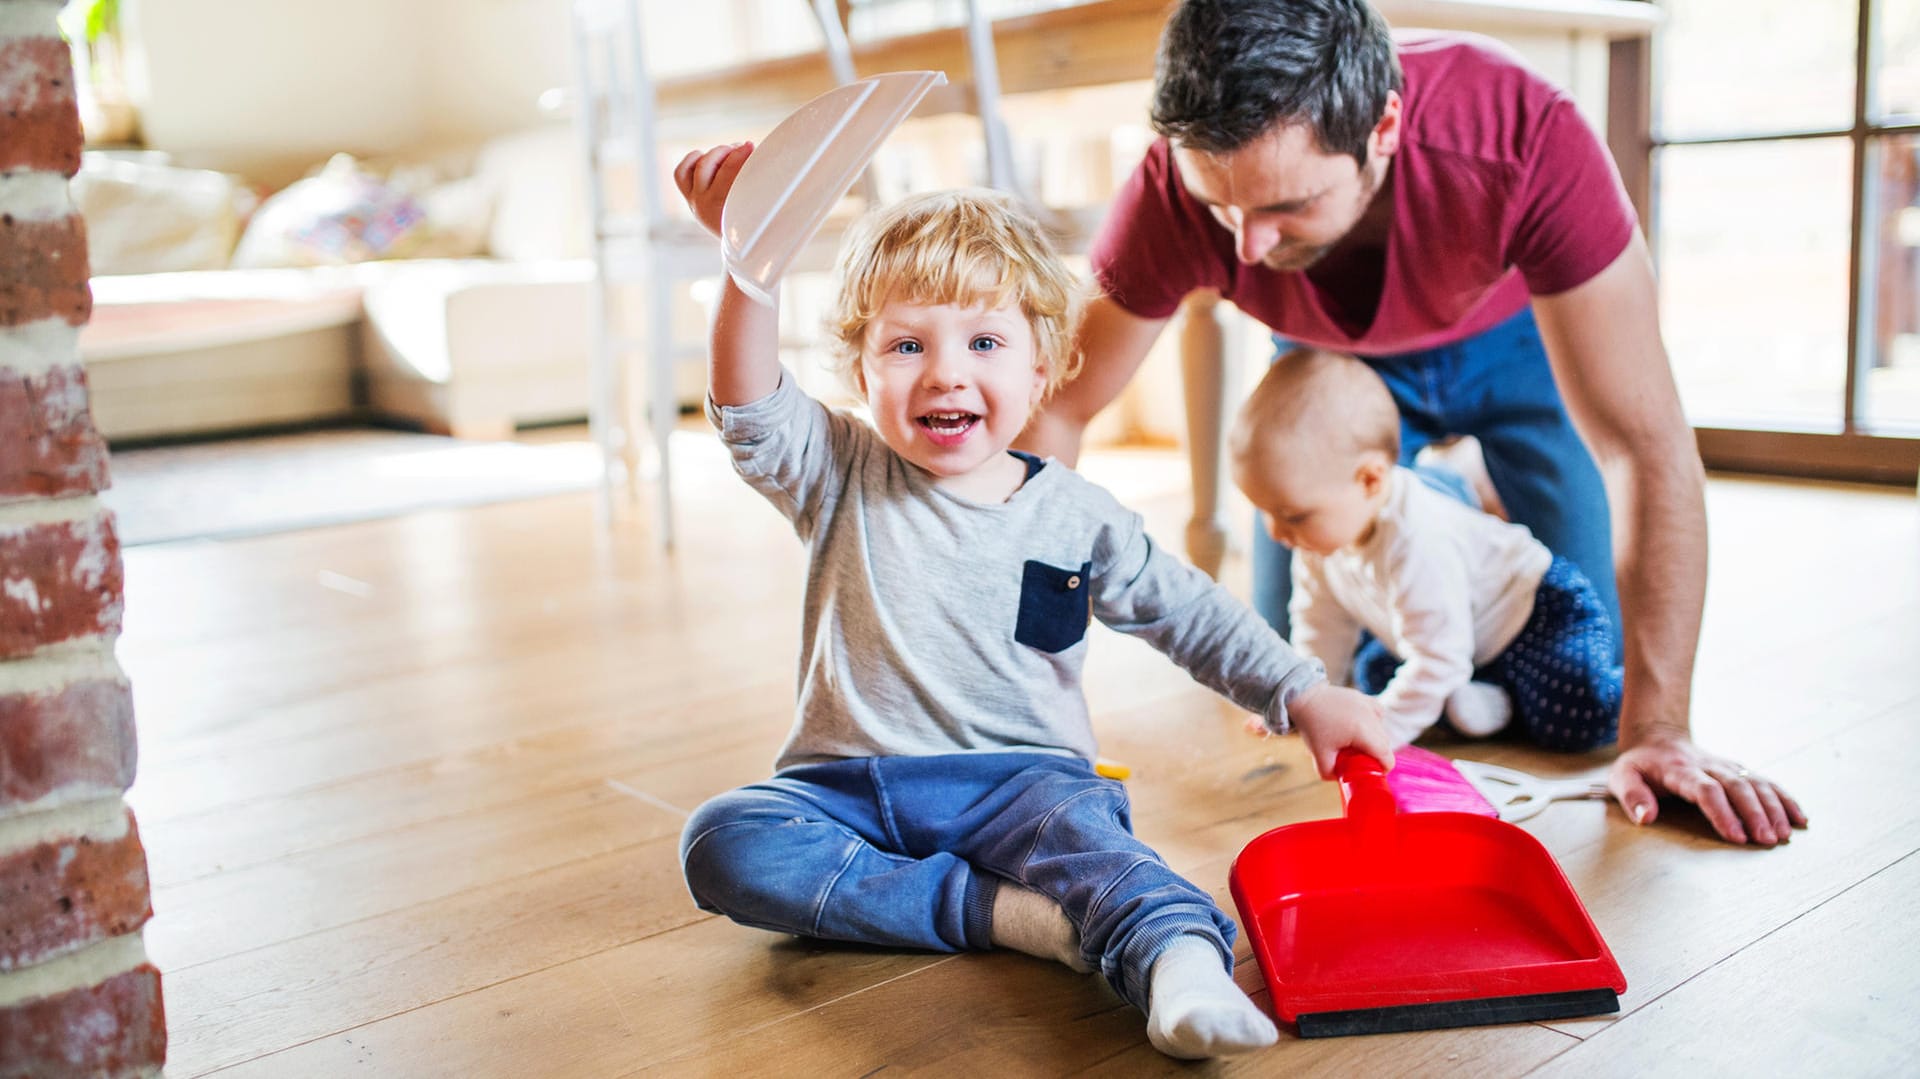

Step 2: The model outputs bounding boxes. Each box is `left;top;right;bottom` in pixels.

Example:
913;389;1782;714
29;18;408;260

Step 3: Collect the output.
120;431;1920;1077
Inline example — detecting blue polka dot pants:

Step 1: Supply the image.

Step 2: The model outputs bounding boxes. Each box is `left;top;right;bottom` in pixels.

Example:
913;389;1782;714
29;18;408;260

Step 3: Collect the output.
1352;556;1623;751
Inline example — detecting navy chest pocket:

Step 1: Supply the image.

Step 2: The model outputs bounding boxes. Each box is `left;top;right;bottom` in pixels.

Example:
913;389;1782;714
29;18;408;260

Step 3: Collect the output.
1016;559;1093;653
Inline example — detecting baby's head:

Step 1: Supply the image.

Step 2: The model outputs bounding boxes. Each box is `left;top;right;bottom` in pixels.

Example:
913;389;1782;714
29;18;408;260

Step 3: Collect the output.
827;190;1084;486
1229;348;1399;554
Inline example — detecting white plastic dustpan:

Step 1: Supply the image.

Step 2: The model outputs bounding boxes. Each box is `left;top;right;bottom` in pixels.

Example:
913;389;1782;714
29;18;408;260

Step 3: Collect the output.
1451;758;1610;823
721;70;947;304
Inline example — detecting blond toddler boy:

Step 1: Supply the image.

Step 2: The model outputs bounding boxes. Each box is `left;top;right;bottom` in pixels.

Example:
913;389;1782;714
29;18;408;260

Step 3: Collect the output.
672;144;1395;1059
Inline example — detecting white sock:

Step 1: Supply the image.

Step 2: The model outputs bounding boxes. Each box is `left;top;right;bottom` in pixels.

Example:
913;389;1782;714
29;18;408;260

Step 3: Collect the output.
990;881;1093;973
1446;681;1514;737
1144;936;1278;1059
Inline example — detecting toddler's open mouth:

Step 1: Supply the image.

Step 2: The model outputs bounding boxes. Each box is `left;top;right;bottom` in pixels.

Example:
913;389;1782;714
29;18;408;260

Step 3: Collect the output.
918;411;980;439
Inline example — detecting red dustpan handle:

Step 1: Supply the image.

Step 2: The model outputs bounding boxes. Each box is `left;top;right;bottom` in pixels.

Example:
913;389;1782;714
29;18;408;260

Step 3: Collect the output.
1335;750;1397;825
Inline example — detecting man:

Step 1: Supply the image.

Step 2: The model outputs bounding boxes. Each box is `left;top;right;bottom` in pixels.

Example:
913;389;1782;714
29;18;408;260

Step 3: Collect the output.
1020;0;1805;846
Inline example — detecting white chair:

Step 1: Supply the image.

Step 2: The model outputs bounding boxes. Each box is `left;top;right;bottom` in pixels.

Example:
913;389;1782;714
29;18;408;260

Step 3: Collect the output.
568;0;883;546
569;0;717;543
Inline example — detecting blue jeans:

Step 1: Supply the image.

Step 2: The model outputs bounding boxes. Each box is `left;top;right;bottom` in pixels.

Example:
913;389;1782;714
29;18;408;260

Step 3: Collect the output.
1252;306;1620;657
679;751;1236;1012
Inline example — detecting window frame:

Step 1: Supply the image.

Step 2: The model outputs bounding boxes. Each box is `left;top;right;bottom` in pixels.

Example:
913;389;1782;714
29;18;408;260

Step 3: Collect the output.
1642;0;1920;484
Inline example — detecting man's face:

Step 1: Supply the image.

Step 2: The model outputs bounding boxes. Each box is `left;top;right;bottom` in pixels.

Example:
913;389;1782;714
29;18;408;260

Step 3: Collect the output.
1172;102;1398;272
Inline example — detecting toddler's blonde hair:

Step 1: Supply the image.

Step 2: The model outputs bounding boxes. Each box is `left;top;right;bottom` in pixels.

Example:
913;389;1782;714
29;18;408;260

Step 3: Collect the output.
828;189;1084;397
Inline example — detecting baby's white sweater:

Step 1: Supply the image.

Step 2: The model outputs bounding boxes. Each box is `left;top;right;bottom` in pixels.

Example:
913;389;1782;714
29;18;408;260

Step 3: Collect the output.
1290;467;1552;744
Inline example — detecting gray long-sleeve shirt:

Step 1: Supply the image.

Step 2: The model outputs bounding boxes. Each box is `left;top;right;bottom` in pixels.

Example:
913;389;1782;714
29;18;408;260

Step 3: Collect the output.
710;374;1325;771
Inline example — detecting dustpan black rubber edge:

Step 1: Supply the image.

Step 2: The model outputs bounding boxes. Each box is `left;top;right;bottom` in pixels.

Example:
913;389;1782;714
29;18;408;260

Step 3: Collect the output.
1293;987;1620;1038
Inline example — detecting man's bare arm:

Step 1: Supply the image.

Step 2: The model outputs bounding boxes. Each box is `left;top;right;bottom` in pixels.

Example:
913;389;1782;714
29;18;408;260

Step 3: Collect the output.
1533;230;1805;846
1019;295;1170;466
1534;232;1703;750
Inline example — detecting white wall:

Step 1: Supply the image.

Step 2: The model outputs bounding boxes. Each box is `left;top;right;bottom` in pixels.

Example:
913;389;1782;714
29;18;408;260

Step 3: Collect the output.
124;0;432;182
122;0;578;184
420;0;571;145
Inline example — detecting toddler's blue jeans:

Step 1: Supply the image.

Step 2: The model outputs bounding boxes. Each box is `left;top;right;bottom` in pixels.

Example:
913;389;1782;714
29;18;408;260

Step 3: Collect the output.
679;751;1236;1011
1253;306;1621;659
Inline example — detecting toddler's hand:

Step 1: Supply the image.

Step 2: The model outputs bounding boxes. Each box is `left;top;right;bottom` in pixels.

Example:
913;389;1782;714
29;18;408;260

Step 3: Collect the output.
672;142;753;239
1289;683;1396;779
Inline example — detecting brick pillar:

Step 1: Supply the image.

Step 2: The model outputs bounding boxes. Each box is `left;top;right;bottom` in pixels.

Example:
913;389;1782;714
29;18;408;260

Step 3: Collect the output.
0;2;167;1075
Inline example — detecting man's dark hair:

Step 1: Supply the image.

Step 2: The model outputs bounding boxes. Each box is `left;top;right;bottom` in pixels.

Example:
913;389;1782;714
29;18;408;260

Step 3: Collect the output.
1150;0;1403;163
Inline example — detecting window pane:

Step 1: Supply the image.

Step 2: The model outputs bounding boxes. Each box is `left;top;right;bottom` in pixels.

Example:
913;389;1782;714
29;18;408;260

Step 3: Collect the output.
1659;0;1856;138
1864;135;1920;434
1658;139;1854;431
1878;0;1920;118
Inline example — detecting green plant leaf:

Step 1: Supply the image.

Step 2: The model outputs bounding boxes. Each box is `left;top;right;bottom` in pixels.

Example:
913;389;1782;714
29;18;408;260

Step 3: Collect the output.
83;0;119;42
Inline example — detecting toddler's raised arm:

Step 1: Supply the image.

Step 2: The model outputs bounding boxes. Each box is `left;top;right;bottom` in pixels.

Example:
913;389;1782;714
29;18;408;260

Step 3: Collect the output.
672;143;781;407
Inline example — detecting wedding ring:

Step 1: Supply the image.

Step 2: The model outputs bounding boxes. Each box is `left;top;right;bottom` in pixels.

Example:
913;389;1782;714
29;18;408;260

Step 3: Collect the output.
1734;768;1751;779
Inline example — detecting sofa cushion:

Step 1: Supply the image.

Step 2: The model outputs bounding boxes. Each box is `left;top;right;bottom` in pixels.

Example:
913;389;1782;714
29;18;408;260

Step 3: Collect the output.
231;155;429;269
70;154;248;276
473;126;590;261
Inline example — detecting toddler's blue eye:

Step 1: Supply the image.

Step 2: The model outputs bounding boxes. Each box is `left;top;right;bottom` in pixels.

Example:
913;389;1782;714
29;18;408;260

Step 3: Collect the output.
896;340;922;354
970;336;999;352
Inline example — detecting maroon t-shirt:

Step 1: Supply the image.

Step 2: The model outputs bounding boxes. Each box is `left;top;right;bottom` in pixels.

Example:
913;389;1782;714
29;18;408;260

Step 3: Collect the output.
1091;32;1638;354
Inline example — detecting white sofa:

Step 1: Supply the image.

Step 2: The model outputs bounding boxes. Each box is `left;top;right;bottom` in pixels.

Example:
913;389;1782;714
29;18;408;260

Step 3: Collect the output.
75;127;711;442
358;258;598;440
82;258;605;441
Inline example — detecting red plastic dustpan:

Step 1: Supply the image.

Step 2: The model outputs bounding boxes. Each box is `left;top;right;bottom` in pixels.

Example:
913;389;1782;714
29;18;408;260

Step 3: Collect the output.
1229;751;1626;1037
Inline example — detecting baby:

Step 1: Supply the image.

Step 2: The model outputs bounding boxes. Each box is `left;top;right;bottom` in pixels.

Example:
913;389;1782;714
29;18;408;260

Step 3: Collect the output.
671;143;1394;1059
1230;348;1623;751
